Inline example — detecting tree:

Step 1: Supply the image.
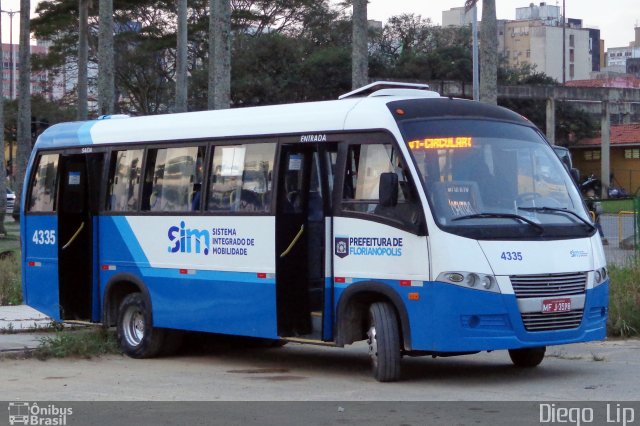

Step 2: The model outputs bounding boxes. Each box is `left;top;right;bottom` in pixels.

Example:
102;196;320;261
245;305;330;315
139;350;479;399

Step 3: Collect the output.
351;0;368;89
98;0;115;115
208;0;231;110
175;0;188;112
77;0;89;120
14;0;32;219
465;0;498;104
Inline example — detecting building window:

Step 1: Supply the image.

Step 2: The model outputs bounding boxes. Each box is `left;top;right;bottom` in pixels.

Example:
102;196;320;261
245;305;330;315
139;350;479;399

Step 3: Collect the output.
583;150;601;161
570;64;575;78
526;50;531;58
570;49;575;62
569;34;575;47
624;148;640;159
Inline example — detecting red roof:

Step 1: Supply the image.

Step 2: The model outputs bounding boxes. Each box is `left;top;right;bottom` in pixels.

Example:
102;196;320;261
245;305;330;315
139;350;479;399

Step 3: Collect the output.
565;76;640;89
574;123;640;147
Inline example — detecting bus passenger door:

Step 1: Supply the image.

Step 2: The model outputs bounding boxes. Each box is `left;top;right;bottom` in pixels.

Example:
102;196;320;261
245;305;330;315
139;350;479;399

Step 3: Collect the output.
275;143;336;340
57;153;104;321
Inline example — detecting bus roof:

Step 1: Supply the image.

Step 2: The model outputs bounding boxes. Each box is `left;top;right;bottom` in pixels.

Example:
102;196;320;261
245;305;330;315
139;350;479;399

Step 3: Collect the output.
34;94;531;149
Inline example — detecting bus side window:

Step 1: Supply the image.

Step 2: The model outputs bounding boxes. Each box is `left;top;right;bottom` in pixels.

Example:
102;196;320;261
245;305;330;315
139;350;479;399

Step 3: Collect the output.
341;144;423;231
29;153;59;212
207;143;275;213
141;146;204;212
106;149;143;212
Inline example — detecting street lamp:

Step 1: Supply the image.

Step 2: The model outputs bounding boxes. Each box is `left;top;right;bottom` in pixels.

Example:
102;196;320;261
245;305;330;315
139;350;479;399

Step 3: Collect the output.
0;4;20;171
0;8;19;99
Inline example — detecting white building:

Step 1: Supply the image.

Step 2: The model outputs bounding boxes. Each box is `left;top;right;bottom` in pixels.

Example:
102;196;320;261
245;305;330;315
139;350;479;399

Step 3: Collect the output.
442;7;473;27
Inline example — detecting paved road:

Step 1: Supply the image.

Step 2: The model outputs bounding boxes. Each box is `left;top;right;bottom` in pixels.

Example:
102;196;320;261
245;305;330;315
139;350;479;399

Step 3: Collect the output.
2;337;639;401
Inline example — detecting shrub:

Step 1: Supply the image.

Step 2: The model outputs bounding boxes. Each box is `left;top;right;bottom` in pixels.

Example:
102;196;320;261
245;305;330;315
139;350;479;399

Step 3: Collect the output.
607;260;640;337
0;254;21;306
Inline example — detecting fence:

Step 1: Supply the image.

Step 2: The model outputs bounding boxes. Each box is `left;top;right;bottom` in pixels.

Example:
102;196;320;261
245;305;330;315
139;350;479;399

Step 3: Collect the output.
598;197;639;266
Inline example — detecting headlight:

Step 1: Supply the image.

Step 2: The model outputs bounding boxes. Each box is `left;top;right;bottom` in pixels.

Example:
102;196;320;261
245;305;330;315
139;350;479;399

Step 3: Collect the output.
437;271;501;293
593;267;608;287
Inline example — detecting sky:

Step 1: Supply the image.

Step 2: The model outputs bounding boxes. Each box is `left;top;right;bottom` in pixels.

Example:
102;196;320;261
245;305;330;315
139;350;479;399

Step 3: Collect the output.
0;0;637;49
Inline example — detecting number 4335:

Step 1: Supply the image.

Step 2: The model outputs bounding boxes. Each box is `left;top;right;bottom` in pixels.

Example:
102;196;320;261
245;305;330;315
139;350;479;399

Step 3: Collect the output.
32;229;56;245
501;251;522;261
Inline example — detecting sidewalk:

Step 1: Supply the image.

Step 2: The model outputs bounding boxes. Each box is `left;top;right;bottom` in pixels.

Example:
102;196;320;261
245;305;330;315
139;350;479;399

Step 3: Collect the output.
0;305;54;353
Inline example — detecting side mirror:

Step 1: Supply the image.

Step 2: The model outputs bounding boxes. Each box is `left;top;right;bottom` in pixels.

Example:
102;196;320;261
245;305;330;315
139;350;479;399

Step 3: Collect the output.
379;172;398;207
570;168;580;183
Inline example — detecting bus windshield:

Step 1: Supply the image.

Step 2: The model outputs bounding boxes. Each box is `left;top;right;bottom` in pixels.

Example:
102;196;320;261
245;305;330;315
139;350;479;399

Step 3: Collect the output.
401;119;593;240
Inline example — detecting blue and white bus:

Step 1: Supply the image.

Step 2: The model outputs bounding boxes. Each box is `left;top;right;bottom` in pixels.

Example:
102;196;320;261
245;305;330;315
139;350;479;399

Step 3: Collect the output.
21;82;608;381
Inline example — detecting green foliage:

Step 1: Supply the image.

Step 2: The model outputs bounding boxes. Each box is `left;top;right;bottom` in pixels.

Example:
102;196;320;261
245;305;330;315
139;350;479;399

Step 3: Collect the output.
0;253;22;306
498;62;558;86
608;261;640;337
35;328;120;360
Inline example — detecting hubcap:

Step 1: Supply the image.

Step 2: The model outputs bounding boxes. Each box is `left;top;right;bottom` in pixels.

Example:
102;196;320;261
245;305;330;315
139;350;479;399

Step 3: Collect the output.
123;306;145;347
367;325;378;368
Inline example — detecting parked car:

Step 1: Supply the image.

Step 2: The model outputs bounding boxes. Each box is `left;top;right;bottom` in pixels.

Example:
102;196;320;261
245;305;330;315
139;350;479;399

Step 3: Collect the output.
6;188;15;214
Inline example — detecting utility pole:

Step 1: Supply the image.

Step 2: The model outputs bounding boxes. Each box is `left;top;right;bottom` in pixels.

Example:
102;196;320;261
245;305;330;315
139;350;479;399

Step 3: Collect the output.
472;5;479;101
0;8;19;170
562;0;566;85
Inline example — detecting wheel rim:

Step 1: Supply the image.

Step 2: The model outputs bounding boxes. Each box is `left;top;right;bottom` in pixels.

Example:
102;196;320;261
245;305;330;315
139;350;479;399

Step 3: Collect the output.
367;324;378;368
122;306;145;347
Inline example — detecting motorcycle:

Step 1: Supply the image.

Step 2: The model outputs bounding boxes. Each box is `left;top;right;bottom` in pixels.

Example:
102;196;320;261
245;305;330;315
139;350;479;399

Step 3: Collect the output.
579;174;607;244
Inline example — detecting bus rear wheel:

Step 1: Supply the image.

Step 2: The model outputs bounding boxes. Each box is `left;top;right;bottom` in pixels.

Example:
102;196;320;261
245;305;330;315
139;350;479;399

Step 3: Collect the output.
367;302;401;382
117;293;165;358
508;346;546;368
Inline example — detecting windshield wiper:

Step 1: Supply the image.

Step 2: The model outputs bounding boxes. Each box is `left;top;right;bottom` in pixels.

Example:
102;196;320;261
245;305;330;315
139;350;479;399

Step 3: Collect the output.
451;212;544;234
517;206;596;232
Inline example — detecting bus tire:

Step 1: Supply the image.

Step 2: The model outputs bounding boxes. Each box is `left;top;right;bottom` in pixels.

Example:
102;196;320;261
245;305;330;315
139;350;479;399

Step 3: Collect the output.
508;346;546;368
367;302;401;382
117;293;165;358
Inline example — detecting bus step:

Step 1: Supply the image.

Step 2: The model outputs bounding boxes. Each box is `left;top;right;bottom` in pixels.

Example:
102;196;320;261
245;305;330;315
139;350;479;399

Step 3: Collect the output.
283;337;335;347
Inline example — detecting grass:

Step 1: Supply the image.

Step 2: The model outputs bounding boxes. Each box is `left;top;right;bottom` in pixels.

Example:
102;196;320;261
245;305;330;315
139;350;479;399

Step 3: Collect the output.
34;328;120;360
0;251;22;306
607;260;640;337
600;199;635;214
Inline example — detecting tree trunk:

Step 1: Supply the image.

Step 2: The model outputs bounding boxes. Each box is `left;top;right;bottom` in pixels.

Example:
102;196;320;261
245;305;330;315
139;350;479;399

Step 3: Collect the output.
78;0;89;120
351;0;368;90
175;0;188;112
13;0;32;221
480;0;498;105
208;0;231;110
98;0;115;115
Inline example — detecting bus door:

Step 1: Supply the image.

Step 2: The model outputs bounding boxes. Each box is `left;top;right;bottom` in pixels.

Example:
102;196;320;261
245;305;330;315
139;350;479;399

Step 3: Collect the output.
275;142;336;340
57;152;104;321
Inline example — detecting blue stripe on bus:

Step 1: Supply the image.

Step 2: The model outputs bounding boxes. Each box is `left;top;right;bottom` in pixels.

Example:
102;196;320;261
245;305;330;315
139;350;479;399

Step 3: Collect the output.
111;216;150;266
35;121;96;148
99;216;278;338
78;121;95;145
333;279;608;352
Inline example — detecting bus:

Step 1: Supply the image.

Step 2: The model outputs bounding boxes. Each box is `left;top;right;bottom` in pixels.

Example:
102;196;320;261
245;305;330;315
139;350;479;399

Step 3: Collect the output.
21;82;608;382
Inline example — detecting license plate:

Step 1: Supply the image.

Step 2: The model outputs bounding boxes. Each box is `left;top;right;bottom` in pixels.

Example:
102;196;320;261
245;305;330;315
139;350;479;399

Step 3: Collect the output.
542;298;571;313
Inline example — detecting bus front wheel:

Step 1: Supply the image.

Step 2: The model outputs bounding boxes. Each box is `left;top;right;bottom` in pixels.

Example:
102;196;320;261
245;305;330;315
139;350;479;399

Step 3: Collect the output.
367;302;401;382
117;293;165;358
508;346;546;368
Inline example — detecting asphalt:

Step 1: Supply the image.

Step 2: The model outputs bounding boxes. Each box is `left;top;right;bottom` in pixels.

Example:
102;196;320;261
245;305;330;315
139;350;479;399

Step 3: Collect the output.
0;304;54;353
